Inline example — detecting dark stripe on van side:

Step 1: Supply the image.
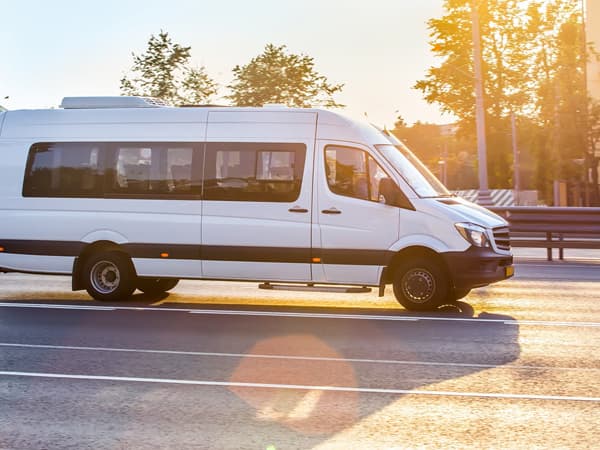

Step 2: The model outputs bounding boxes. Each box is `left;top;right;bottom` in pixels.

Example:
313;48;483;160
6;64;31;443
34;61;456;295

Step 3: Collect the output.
201;246;311;264
0;240;85;256
0;240;392;266
318;249;394;266
121;243;201;260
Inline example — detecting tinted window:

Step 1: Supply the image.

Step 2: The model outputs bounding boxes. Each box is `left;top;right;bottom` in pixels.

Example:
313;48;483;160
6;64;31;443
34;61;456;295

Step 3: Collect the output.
24;142;201;199
23;143;103;197
204;143;306;202
106;144;199;197
325;146;388;202
23;141;305;201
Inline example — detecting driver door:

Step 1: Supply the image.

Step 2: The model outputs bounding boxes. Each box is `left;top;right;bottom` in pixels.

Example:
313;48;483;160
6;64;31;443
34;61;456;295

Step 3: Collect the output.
312;143;401;285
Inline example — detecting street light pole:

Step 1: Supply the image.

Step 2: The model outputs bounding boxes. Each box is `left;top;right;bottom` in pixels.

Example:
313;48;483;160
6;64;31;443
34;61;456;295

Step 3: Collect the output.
512;112;520;206
581;0;599;205
471;0;493;206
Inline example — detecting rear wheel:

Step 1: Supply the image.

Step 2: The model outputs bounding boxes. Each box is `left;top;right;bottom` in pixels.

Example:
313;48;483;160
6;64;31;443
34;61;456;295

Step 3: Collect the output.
137;278;179;294
393;258;449;311
83;251;136;302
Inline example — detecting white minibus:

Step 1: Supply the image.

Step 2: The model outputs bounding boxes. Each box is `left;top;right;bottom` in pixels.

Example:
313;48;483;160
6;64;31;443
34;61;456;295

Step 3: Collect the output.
0;97;513;310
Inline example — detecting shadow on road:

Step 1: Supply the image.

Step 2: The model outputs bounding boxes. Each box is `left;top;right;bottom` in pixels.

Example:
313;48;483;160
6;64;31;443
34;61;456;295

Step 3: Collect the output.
1;292;520;449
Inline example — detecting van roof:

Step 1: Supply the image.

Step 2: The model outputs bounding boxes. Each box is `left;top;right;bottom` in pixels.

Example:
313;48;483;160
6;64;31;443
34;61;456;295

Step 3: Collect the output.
0;97;388;145
60;96;170;109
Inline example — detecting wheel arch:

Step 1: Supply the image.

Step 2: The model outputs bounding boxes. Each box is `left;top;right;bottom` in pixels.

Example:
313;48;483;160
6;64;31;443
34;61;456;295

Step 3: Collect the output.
382;245;451;286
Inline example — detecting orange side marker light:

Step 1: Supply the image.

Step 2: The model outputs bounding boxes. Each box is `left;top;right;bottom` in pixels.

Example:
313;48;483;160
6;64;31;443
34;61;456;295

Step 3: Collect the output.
312;257;321;263
160;252;169;258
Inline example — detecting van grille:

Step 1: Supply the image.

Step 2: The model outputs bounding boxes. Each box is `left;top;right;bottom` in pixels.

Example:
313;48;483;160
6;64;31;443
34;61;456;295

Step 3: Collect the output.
493;226;511;251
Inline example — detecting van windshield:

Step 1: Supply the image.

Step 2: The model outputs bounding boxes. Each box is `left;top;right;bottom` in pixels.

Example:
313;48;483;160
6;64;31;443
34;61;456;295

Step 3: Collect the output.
374;129;450;198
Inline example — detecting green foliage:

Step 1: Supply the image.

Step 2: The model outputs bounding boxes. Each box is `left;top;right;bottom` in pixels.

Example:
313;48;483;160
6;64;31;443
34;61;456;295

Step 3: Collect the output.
120;31;217;105
415;0;593;203
227;44;343;108
179;67;218;106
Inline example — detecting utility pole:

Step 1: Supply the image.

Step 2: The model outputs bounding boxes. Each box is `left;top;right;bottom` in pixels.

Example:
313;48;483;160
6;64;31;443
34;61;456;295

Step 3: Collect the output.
471;0;493;206
512;113;520;206
580;0;592;206
581;0;600;205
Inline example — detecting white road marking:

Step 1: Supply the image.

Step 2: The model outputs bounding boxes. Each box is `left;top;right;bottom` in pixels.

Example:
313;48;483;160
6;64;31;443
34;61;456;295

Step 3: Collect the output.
515;263;600;269
0;302;115;311
188;309;419;322
1;371;599;403
1;302;600;327
2;342;598;373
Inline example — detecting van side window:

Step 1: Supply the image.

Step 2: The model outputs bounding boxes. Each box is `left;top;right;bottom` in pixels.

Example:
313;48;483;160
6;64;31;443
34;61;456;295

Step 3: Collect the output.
325;146;388;202
204;143;306;202
23;142;201;199
23;143;103;197
105;144;199;197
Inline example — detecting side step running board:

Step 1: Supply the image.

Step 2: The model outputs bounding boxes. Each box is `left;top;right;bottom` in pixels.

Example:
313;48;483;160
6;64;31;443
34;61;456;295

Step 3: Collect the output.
258;282;371;294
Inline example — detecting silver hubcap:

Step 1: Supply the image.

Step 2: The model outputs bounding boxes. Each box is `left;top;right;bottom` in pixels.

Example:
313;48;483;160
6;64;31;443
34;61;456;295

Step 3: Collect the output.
90;260;120;294
401;268;436;304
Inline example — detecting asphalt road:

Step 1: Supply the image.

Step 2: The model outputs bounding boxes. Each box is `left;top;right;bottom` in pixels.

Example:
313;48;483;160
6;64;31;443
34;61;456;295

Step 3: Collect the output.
1;259;599;449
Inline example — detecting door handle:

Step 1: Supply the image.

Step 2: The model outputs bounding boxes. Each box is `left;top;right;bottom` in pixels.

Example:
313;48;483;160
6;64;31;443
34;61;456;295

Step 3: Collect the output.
288;206;309;213
321;207;342;214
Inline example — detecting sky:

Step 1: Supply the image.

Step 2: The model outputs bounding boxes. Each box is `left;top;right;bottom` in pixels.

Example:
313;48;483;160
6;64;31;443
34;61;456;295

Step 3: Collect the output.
0;0;450;128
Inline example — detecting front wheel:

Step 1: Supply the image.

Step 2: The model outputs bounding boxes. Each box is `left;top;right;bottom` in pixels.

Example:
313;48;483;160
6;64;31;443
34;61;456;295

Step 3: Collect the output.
392;258;450;311
137;278;179;295
83;251;136;302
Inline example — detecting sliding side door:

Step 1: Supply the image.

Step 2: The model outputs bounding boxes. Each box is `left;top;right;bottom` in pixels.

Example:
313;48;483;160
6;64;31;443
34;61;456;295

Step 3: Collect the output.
201;111;316;282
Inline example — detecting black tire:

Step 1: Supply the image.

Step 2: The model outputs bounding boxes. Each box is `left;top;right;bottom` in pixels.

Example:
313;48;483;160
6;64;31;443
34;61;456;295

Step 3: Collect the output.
83;251;136;302
137;278;179;294
392;258;450;311
452;288;471;301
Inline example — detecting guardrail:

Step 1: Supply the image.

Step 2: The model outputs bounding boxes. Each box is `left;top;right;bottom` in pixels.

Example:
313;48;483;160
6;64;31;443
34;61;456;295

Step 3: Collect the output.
488;207;600;261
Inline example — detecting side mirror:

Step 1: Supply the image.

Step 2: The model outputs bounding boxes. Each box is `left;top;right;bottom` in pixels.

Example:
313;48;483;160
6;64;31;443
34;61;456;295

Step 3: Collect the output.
379;177;415;210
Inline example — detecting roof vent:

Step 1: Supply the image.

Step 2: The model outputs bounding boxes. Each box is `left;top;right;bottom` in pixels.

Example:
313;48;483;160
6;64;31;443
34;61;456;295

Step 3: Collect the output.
262;103;289;109
60;96;170;109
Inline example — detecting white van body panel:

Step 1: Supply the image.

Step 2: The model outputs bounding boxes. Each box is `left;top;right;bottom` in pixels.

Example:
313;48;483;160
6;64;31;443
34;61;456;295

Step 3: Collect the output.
0;141;28;197
315;111;391;146
1;108;209;140
80;230;129;244
436;197;507;228
132;258;203;279
206;111;317;140
1;254;73;274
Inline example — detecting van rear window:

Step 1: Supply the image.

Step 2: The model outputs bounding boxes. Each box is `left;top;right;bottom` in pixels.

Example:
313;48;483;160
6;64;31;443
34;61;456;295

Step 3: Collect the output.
23;143;104;197
23;142;201;199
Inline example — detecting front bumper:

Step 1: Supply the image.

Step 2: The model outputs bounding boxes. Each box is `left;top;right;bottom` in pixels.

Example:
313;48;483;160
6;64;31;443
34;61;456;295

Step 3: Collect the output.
442;247;514;291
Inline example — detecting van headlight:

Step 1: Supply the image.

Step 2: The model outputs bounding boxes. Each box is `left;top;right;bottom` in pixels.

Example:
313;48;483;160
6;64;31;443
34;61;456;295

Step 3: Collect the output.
455;223;490;248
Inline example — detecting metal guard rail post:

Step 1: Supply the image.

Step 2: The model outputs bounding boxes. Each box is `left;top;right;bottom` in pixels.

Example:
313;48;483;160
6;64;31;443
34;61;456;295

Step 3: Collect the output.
488;206;600;261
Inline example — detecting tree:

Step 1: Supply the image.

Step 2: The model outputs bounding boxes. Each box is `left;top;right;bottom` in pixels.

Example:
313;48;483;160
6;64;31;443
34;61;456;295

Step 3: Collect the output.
227;44;343;108
179;67;219;105
530;2;593;203
121;31;217;105
414;0;594;200
415;0;542;189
